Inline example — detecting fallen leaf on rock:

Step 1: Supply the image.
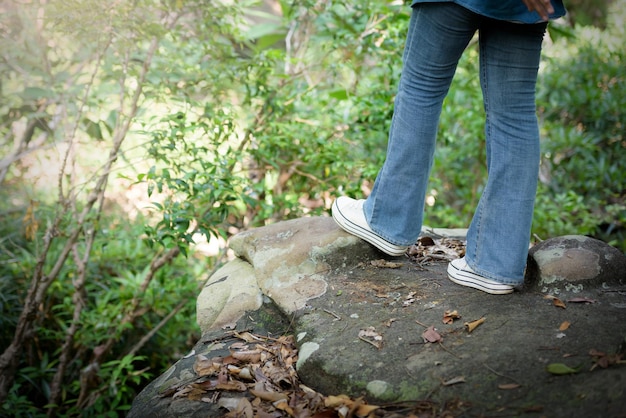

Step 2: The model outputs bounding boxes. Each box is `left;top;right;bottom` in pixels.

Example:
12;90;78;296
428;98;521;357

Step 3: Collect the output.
422;326;443;343
498;383;521;390
219;396;254;418
589;348;625;371
358;327;384;349
403;291;418;307
324;394;352;408
356;404;380;417
370;259;403;269
193;354;222;377
231;349;263;363
544;295;566;309
195;379;247;392
274;400;295;416
442;376;465;386
186;386;209;401
546;363;581;375
464;317;485;333
250;389;288;402
263;360;296;388
324;395;379;417
566;297;597;304
443;310;461;324
167;331;457;417
559;321;571;331
384;318;397;327
234;331;263;342
228;365;254;380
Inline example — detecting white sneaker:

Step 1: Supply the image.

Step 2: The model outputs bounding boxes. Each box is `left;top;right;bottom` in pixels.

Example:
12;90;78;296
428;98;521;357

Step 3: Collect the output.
331;196;408;256
447;257;514;295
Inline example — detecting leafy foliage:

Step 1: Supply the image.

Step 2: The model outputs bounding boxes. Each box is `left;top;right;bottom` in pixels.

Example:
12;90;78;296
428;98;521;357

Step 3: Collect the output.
536;18;626;248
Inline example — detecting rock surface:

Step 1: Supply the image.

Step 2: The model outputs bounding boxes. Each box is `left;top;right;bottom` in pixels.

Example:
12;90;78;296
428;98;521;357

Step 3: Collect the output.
525;235;626;294
130;217;626;417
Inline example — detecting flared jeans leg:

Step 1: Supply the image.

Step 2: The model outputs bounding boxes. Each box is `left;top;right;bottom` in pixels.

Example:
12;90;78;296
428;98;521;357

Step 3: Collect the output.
465;21;547;284
364;4;478;245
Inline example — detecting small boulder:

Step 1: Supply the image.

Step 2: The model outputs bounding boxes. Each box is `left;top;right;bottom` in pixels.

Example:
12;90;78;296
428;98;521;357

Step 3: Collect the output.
525;235;626;293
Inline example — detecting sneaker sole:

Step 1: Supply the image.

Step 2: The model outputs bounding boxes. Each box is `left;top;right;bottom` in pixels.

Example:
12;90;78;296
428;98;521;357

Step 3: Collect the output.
447;263;514;295
332;201;407;257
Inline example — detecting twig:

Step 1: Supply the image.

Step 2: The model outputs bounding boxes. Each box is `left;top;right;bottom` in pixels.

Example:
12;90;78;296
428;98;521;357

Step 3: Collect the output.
482;362;521;385
437;342;461;359
127;298;189;358
358;336;382;349
323;309;341;320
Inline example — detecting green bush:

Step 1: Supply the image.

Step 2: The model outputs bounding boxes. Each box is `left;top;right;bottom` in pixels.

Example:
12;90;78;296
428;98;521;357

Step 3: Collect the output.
0;207;201;416
536;20;625;249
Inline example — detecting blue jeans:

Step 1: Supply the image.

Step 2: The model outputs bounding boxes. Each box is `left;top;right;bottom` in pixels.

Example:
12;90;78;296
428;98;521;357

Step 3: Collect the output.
363;3;547;284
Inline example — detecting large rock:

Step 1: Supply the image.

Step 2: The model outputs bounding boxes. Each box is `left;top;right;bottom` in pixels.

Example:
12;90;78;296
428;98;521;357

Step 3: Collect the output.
197;216;380;334
526;235;626;294
130;222;626;417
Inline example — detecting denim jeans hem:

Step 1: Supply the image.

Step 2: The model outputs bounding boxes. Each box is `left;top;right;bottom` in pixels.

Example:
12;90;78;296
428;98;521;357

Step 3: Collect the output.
465;257;525;285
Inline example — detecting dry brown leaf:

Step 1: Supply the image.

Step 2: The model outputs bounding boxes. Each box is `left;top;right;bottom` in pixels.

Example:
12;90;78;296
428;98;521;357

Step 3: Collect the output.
186;387;210;401
465;317;485;333
234;331;263;342
567;297;597;304
231;349;263;363
193;354;222;377
356;404;380;417
589;348;625;371
23;200;39;241
219;397;254;418
422;326;443;343
443;310;461;324
250;389;288;402
358;327;384;349
262;360;295;388
217;367;229;384
498;383;521;390
544;294;566;309
559;321;571;331
274;400;295;416
324;394;353;408
384;318;397;327
215;380;248;392
171;385;194;399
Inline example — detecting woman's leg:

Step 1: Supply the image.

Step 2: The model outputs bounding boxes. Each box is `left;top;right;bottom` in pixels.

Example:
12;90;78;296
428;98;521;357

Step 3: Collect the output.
464;20;548;284
363;3;480;246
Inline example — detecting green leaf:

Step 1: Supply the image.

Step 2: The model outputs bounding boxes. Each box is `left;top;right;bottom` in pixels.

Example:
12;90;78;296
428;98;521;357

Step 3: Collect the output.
20;86;55;100
246;22;284;41
83;118;104;141
329;89;349;100
546;363;582;375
